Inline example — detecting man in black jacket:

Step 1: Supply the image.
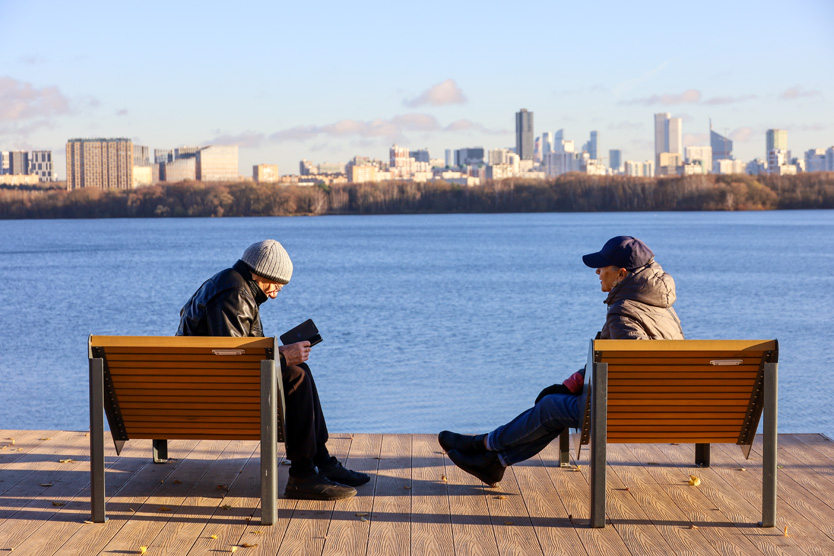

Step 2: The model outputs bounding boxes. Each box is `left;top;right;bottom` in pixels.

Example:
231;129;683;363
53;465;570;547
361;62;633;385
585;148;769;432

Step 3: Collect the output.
177;239;369;500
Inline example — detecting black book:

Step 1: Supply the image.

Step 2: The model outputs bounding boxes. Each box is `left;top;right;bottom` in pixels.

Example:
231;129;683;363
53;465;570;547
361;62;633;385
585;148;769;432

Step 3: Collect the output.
280;319;322;347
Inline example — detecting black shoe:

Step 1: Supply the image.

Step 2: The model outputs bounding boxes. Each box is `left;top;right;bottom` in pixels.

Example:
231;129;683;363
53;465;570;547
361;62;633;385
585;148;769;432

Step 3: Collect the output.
438;431;486;454
284;473;357;500
318;459;371;487
447;449;505;486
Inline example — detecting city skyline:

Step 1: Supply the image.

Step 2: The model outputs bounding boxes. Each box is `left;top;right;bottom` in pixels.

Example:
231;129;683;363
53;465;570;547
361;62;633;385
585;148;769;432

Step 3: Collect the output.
1;0;832;179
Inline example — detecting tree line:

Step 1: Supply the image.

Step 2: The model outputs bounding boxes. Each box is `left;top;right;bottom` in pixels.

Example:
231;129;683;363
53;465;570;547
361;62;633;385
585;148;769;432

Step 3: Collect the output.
1;173;832;219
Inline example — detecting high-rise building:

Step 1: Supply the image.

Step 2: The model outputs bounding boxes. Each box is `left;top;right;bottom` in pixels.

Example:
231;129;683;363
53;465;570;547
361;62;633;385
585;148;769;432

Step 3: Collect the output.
709;121;733;161
196;145;238;181
444;149;453;168
685;146;712;174
609;149;622;172
175;146;203;159
133;145;150;166
766;129;788;157
409;148;430;163
30;150;53;181
515;109;534;161
654;113;683;174
0;152;9;174
8;151;29;175
585;131;599;160
541;132;554;157
154;149;174;164
454;147;485;167
162;157;196;182
66;138;134;190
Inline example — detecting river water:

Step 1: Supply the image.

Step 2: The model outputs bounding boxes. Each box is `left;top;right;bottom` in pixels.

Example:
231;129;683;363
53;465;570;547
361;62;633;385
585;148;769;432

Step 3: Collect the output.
1;211;832;438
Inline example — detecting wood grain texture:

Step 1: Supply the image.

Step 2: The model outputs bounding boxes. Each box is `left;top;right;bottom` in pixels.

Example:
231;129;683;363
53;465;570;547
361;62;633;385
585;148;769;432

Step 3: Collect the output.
1;431;832;556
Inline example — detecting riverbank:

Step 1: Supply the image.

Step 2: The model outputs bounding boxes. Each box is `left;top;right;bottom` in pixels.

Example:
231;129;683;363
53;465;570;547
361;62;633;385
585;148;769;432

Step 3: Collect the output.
1;173;833;219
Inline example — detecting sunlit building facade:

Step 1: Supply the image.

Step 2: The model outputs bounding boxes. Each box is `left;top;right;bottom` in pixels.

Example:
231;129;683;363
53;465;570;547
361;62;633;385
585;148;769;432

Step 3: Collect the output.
66;138;134;190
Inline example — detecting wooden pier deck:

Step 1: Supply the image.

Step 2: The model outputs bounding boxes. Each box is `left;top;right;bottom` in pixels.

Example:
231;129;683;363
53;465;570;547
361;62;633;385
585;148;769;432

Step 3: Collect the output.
1;431;832;555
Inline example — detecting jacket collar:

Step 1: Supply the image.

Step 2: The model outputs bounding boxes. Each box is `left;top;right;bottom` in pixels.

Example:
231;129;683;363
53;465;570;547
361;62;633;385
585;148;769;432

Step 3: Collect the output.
233;260;269;305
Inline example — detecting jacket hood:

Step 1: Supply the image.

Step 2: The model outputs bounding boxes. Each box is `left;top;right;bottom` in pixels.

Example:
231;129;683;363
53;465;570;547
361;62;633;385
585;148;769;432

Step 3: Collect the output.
605;260;677;309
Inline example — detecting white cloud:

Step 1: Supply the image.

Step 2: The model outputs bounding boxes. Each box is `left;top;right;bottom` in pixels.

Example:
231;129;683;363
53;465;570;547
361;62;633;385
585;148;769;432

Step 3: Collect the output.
0;76;71;121
778;86;821;101
404;79;467;107
622;89;702;106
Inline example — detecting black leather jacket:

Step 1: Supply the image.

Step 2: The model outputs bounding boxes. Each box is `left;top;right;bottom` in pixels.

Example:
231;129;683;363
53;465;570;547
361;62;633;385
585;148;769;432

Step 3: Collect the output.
176;260;268;337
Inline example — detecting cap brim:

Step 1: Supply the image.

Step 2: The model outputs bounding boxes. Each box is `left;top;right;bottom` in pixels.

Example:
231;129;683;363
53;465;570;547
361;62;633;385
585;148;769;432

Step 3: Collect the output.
582;252;611;268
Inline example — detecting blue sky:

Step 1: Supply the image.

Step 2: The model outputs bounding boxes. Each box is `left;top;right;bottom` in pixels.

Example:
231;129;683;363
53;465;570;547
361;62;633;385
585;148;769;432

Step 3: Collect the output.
2;0;832;178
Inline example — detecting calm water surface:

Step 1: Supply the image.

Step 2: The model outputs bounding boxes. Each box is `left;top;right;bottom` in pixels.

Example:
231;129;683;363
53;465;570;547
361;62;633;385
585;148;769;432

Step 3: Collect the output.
1;211;832;437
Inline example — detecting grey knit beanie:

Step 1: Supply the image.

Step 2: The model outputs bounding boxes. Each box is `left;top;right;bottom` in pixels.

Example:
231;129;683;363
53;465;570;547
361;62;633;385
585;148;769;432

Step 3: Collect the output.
240;240;293;284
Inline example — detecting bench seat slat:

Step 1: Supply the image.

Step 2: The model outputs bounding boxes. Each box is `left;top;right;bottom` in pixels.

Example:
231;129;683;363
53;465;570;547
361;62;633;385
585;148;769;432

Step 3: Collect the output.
111;380;260;389
120;409;261;417
118;401;260;410
108;361;262;370
103;368;261;376
105;353;267;362
127;432;261;440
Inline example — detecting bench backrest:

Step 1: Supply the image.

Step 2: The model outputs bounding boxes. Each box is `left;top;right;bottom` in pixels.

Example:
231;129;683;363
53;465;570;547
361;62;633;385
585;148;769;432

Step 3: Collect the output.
577;339;778;456
88;335;283;451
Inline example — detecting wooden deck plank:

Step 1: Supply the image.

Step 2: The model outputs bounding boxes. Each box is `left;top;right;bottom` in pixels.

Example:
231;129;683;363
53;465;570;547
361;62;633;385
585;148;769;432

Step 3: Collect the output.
321;432;382;556
603;442;721;556
366;433;412;556
1;431;833;556
408;433;454;556
269;435;352;556
509;451;587;556
484;465;544;555
621;442;765;556
537;441;631;555
710;442;834;556
444;445;500;556
141;440;260;555
651;441;812;556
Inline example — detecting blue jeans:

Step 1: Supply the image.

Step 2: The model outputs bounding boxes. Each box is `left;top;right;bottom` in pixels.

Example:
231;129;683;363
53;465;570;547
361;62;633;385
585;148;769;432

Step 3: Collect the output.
486;393;580;466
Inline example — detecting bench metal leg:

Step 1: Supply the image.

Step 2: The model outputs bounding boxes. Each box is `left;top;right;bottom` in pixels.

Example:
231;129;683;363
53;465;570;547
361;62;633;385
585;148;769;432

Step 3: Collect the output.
153;439;168;463
590;362;608;528
89;357;107;523
260;359;278;526
559;429;571;467
695;443;711;467
761;362;778;527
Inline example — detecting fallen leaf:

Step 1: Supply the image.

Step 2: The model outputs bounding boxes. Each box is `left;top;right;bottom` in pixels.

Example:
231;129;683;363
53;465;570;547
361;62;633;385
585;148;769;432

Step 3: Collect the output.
241;543;258;548
173;480;182;484
403;485;411;490
777;465;785;469
671;443;679;445
52;501;65;507
355;512;369;517
230;547;238;554
41;483;54;487
689;524;698;529
157;506;171;512
688;475;701;487
783;526;789;537
738;468;746;472
504;520;513;525
359;516;369;522
83;520;94;524
217;485;228;491
59;459;75;464
210;535;218;540
221;504;232;510
40;437;51;441
252;531;263;534
139;547;148;555
441;475;447;482
129;507;136;512
494;495;508;499
9;438;14;445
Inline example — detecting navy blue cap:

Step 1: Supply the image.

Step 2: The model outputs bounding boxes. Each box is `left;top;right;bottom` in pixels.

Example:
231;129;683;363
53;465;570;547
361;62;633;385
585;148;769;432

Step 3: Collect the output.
582;236;654;271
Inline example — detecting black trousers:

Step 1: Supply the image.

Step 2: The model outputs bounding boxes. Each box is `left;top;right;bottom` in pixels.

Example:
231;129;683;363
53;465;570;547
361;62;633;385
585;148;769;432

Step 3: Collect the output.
282;363;329;467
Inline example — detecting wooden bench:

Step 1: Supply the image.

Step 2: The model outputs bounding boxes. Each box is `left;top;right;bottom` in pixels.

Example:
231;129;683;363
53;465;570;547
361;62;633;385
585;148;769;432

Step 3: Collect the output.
88;335;285;525
567;339;778;528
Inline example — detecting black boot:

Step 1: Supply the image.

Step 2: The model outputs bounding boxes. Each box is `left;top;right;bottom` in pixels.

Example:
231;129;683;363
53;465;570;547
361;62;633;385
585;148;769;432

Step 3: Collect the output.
447;449;505;486
318;458;371;487
284;473;357;500
438;431;487;454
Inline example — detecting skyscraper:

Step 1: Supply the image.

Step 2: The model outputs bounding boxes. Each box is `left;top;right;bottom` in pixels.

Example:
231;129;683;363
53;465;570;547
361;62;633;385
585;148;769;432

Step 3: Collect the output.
766;129;788;156
586;131;599;160
710;124;733;161
654;113;683;175
515;109;534;161
609;149;622;171
66;138;134;190
196;145;239;181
